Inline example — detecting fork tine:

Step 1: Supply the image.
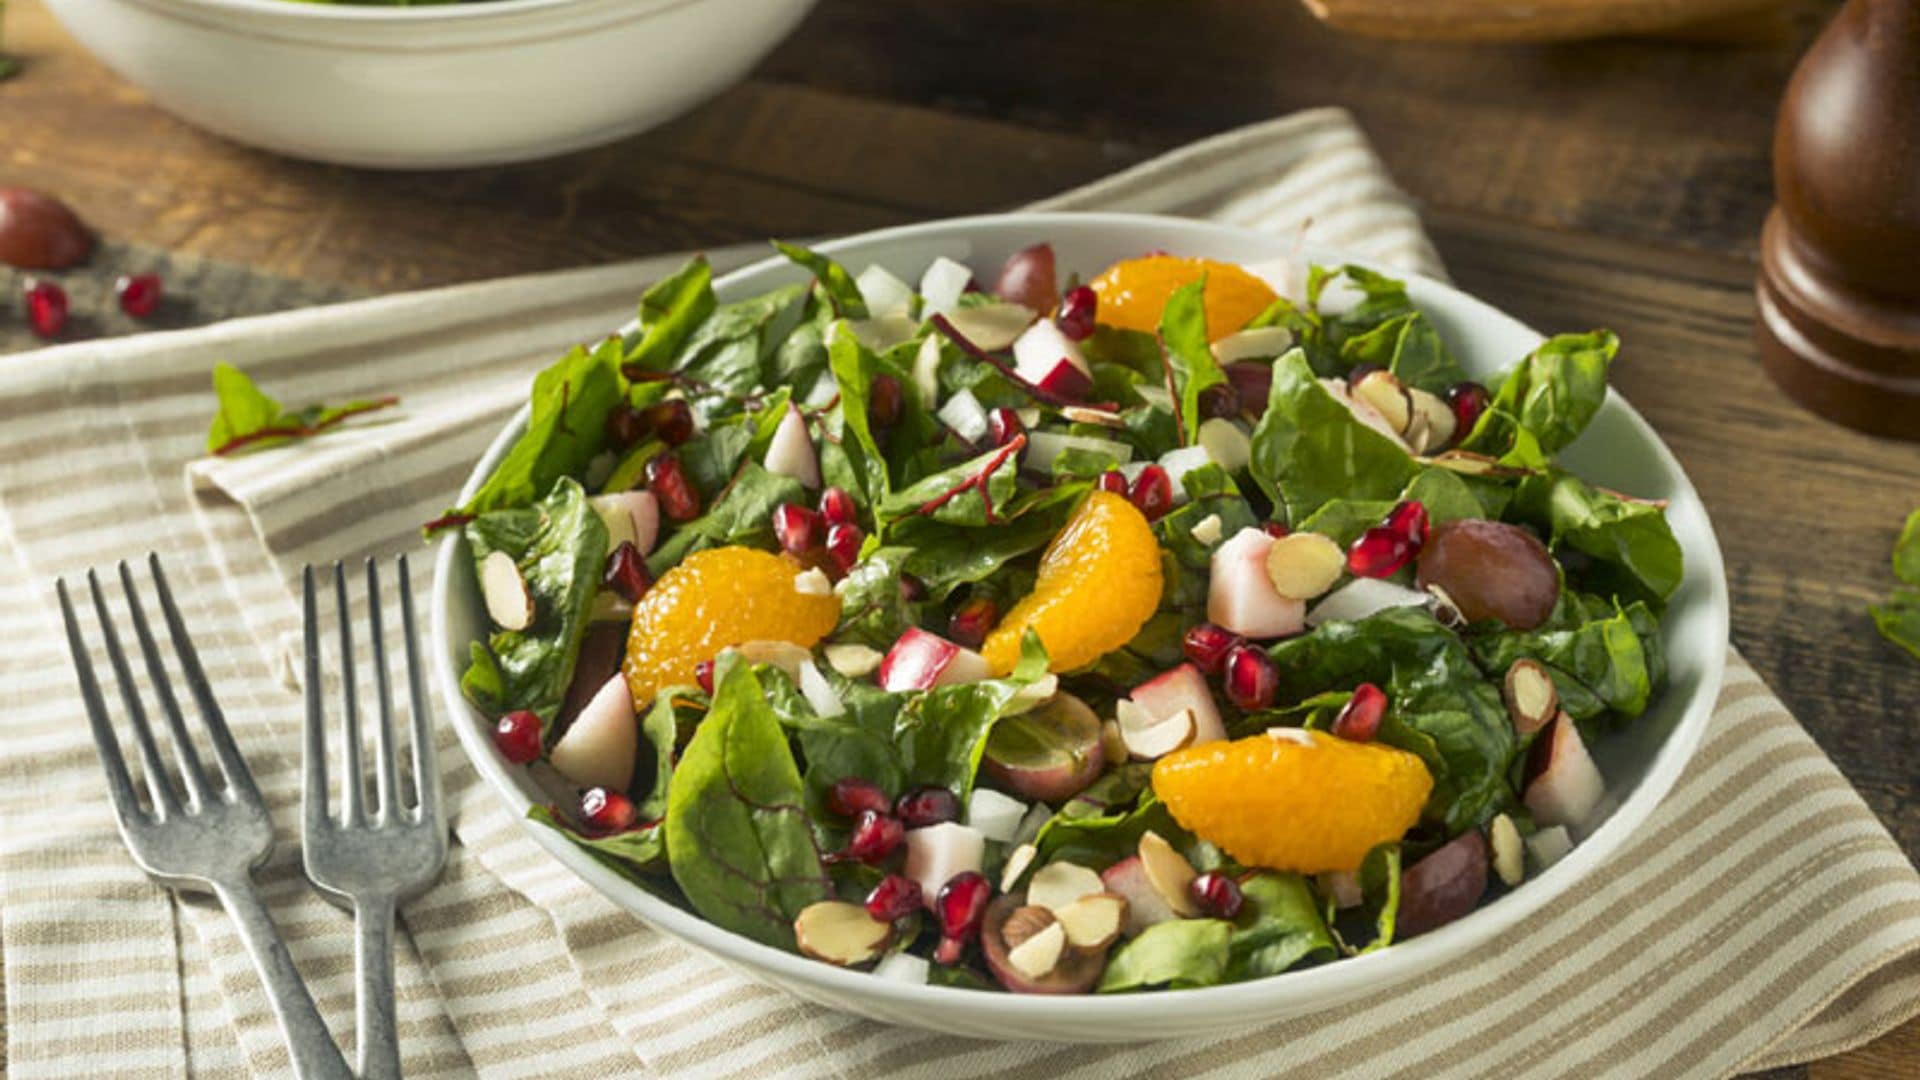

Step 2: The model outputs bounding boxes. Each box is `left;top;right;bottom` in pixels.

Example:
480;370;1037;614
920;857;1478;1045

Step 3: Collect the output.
148;554;263;807
364;558;401;823
333;563;366;825
397;555;441;822
89;567;182;819
59;578;146;824
302;566;330;837
119;561;216;808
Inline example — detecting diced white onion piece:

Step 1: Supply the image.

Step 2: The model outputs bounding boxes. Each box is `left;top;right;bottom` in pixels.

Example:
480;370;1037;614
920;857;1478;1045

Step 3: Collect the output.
1526;824;1575;870
856;264;915;318
1211;325;1296;364
1158;445;1214;503
872;951;930;984
937;388;990;444
1196;418;1251;473
941;302;1035;352
804;371;841;407
797;659;844;719
1025;431;1134;474
966;787;1029;844
918;256;973;317
1305;577;1430;627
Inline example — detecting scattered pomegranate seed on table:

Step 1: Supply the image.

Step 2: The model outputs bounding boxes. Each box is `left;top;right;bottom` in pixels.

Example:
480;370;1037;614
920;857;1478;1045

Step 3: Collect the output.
1224;644;1279;710
1333;682;1388;743
772;502;822;556
827;776;892;818
836;810;905;865
694;660;715;695
492;710;543;764
1055;284;1097;341
645;453;701;520
115;272;162;319
934;871;992;964
1129;464;1174;521
602;541;651;602
1182;622;1242;675
948;596;998;648
1189;871;1245;919
580;786;637;833
1348;526;1414;578
22;279;68;339
895;785;961;829
818;486;857;526
864;873;924;923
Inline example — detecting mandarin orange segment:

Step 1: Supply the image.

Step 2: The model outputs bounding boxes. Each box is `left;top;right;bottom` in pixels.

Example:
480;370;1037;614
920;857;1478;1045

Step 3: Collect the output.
1152;729;1432;874
1087;256;1280;342
981;491;1163;676
623;546;840;705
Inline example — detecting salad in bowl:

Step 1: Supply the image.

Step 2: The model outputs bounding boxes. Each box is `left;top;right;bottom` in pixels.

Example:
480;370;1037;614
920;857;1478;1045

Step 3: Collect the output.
437;229;1688;999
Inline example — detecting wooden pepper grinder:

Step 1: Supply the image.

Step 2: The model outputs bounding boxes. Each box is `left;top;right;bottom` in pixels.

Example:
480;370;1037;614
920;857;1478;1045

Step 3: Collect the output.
1756;0;1920;440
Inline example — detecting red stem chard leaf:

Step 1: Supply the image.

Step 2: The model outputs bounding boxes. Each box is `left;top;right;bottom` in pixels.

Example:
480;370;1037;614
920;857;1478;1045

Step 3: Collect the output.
206;362;398;457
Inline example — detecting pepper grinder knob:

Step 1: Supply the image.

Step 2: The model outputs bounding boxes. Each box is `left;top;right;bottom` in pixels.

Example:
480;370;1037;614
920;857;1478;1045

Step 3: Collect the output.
1756;0;1920;440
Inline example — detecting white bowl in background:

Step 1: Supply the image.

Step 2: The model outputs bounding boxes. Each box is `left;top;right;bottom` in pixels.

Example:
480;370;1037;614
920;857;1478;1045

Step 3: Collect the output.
42;0;816;169
432;212;1730;1042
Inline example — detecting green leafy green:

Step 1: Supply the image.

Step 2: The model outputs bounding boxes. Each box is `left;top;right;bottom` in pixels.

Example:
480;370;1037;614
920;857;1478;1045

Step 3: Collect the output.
1159;280;1228;444
773;241;869;319
674;285;811;404
646;462;805;576
529;804;666;878
1097;918;1234;991
206;362;399;457
1472;592;1659;722
1296;468;1484;548
1871;510;1920;660
1350;844;1403;954
1249;349;1417;522
892;633;1050;798
665;663;832;951
877;440;1024;529
1512;470;1683;605
1466;331;1617;457
1227;872;1339;980
1339;312;1464;395
624;257;716;373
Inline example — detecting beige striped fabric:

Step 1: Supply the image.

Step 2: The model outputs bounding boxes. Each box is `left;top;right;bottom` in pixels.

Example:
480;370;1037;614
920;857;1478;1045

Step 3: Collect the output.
2;107;1916;1079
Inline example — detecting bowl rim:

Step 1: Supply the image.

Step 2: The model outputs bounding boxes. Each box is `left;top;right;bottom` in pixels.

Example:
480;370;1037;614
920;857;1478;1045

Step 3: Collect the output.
430;210;1729;1027
149;0;677;24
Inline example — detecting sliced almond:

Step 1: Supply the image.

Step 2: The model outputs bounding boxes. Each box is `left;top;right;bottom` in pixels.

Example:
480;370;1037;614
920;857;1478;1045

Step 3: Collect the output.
1000;904;1057;950
823;643;884;679
1211;325;1295;364
1350;369;1413;434
1006;920;1067;980
1490;813;1525;887
1402;408;1432;457
1188;513;1225;547
729;640;811;680
1055;892;1127;950
793;567;833;597
480;551;534;631
1425;583;1467;629
1263;532;1346;601
1060;405;1124;428
1503;659;1559;736
1422;450;1530;479
941;301;1037;351
1027;861;1105;914
1138;830;1199;917
1409;387;1457;451
1265;726;1315;746
1119;707;1195;761
794;901;891;966
1000;842;1039;893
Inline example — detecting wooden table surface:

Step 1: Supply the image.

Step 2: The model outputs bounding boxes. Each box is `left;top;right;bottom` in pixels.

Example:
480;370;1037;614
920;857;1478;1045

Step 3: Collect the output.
4;0;1916;1074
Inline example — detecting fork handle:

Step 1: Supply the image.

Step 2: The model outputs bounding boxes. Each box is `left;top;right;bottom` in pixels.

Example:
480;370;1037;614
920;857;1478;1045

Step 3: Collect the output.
213;878;354;1080
355;896;403;1080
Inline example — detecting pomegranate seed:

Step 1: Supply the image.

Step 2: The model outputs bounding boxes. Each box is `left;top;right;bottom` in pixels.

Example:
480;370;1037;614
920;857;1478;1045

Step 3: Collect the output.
1260;521;1291;539
1128;464;1174;522
772;502;822;556
948;596;998;649
835;810;904;865
645;454;701;521
895;785;961;829
1056;284;1098;341
827;776;892;818
694;660;715;695
492;710;543;764
1384;500;1430;549
864;874;924;923
1333;682;1388;743
580;786;637;833
1189;871;1245;919
1182;623;1242;675
1224;645;1279;711
824;522;863;575
934;935;967;966
1348;526;1414;578
818;486;857;527
935;870;992;941
1197;383;1239;421
986;407;1025;448
115;273;162;319
601;541;652;603
1097;470;1129;495
869;374;904;430
22;279;67;339
898;574;927;603
605;405;647;449
1226;361;1274;418
1445;382;1490;439
643;399;695;446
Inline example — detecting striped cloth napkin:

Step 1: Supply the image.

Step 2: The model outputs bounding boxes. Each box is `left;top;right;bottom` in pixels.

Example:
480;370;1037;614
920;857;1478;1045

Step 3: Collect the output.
2;107;1917;1079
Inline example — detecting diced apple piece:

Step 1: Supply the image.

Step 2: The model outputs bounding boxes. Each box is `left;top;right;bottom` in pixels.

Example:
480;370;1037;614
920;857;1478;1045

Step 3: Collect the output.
792;567;833;597
823;643;884;679
1026;356;1094;401
942;302;1036;351
480;551;534;631
1012;318;1091;383
1524;715;1607;831
937;387;990;444
1208;527;1306;639
966;787;1029;844
903;822;985;908
872;950;930;985
1101;856;1181;937
1007;919;1067;980
1196;417;1252;473
1128;664;1227;747
1264;531;1346;601
855;264;915;318
982;692;1105;802
1305;576;1430;628
589;490;661;558
1526;824;1574;870
1055;893;1127;950
877;627;990;692
763;404;821;489
795;901;892;966
918;256;973;317
1026;861;1105;915
1503;659;1560;736
1138;830;1200;917
1397;831;1489;938
548;674;637;792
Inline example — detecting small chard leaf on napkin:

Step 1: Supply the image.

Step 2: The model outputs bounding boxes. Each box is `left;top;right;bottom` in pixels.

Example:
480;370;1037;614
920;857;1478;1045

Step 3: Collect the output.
1226;871;1338;981
205;362;398;457
772;240;869;320
1511;470;1683;606
1464;330;1618;458
459;478;608;729
1248;349;1418;523
431;336;625;532
528;804;666;878
1870;510;1920;659
623;255;716;374
665;662;831;951
1097;917;1234;992
1159;279;1228;445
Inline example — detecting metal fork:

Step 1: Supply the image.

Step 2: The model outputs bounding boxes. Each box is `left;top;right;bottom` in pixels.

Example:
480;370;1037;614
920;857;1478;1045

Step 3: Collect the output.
302;557;449;1080
60;556;352;1080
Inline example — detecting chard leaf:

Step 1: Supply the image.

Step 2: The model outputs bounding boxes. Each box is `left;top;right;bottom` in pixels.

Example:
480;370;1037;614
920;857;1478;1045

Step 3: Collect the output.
1159;280;1227;445
1352;843;1402;953
529;804;666;878
834;547;926;648
1466;331;1617;457
206;362;398;457
773;240;868;319
665;663;832;951
1338;311;1464;395
1033;775;1184;869
460;478;608;727
1871;587;1920;660
624;256;716;373
891;633;1049;798
876;440;1024;529
675;284;811;403
1097;918;1234;992
1227;871;1338;980
645;461;805;576
1248;349;1417;522
1296;468;1484;548
1513;470;1683;605
1471;592;1660;721
1894;510;1920;586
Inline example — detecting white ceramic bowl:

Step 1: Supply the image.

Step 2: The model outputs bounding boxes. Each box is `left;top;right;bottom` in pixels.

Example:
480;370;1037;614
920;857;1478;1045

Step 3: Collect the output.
431;212;1730;1042
42;0;816;169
